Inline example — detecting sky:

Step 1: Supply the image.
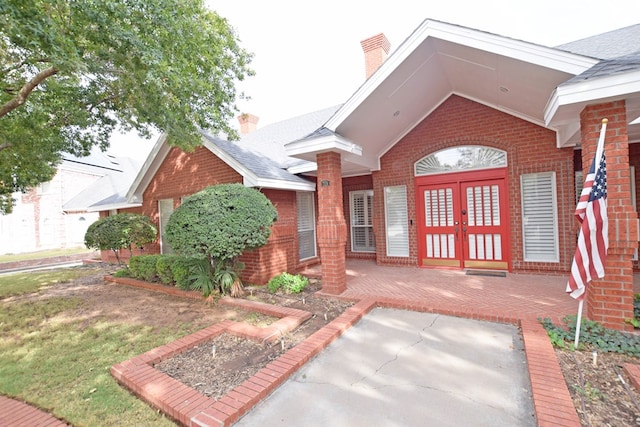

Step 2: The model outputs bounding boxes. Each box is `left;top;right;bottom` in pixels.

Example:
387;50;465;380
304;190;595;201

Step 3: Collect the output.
109;0;640;160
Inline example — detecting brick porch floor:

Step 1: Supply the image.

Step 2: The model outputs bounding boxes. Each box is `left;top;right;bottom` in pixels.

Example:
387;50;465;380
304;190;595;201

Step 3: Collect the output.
327;260;596;323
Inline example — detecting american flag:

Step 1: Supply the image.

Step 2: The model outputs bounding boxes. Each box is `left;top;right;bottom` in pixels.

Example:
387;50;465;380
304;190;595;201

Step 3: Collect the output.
566;132;608;300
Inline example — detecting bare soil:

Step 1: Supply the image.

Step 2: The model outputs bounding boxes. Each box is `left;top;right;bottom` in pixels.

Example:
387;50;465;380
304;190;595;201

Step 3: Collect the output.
8;264;640;426
556;348;640;426
155;281;354;400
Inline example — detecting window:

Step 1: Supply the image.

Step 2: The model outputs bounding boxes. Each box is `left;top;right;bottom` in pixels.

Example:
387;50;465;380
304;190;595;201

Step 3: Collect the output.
350;190;375;252
158;199;174;254
297;192;316;260
521;172;558;262
415;146;507;176
384;186;409;257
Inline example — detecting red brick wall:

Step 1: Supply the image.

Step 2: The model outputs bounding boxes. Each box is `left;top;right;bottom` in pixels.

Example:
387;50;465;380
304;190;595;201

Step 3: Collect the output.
240;188;300;284
100;145;304;285
581;102;636;330
374;95;575;272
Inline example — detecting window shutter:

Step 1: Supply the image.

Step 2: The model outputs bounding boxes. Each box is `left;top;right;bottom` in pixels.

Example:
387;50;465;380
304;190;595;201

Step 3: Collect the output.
350;191;375;252
297;192;316;260
384;186;409;257
158;199;174;254
520;173;558;262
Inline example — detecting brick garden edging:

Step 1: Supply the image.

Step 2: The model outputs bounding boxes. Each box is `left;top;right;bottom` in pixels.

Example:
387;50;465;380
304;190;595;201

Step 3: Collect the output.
108;273;377;426
107;276;585;426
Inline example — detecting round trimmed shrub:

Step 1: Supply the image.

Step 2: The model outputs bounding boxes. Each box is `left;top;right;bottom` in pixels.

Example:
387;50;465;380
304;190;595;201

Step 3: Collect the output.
165;183;278;261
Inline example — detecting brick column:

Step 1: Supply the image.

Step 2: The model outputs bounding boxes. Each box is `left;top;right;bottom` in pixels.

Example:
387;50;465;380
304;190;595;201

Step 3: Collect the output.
316;152;347;294
580;101;637;331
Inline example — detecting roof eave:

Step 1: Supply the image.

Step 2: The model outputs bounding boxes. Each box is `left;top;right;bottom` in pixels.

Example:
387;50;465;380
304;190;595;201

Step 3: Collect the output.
284;134;363;162
126;134;171;203
86;202;143;212
545;69;640;147
326;19;597;133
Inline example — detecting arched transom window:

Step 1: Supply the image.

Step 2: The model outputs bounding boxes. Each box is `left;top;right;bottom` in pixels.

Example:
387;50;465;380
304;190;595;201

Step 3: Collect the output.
414;146;507;176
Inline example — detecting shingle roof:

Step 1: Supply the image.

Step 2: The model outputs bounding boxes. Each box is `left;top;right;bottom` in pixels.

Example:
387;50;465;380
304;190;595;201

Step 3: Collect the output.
62;150;125;173
562;51;640;84
237;105;341;168
556;23;640;60
556;24;640;86
63;155;141;212
200;133;312;185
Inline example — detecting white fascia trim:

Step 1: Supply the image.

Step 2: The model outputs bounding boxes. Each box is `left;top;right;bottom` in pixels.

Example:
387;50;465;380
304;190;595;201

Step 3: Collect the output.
243;175;316;191
285;134;363;157
287;162;317;175
58;164;108;177
424;22;596;74
86;202;142;212
544;70;640;125
126;133;170;202
326;19;595;132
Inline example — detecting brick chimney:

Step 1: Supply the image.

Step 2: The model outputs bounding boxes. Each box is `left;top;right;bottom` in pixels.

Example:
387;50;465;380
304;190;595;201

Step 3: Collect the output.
237;113;259;135
360;33;391;79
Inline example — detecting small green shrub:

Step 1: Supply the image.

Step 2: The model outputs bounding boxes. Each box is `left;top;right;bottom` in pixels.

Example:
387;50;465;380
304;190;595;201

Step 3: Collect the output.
156;255;177;285
84;213;157;264
188;258;215;297
112;268;130;278
268;272;308;294
128;255;161;282
172;256;200;289
539;315;640;356
627;294;640;328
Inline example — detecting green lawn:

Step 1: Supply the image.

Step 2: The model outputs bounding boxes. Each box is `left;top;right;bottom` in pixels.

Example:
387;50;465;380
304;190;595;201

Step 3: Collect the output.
0;268;202;426
0;269;90;298
0;247;97;263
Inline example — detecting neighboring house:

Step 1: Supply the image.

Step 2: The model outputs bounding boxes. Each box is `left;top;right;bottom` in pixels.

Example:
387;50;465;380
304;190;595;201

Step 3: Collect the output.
91;20;640;329
0;149;140;254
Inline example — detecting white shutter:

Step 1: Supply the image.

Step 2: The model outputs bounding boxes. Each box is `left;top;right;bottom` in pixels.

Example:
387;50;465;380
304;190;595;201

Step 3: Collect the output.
350;191;375;252
384;185;409;257
297;192;316;260
520;173;558;262
158;199;174;254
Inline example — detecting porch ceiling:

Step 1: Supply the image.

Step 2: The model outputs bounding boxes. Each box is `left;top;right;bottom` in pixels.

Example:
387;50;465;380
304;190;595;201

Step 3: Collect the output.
323;20;596;176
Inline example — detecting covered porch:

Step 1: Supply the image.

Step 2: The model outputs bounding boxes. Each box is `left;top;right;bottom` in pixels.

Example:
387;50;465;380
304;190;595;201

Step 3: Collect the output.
309;259;640;325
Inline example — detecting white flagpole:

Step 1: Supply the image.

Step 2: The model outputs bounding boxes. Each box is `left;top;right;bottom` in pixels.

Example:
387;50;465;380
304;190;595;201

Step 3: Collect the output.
574;299;583;348
573;118;607;348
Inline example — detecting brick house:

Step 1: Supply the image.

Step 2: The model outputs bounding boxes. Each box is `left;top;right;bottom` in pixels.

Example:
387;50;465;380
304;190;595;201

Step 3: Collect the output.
93;20;640;329
0;149;139;254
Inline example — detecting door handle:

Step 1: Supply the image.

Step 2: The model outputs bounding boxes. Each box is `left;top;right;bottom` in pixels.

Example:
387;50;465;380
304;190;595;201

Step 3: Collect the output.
455;226;459;240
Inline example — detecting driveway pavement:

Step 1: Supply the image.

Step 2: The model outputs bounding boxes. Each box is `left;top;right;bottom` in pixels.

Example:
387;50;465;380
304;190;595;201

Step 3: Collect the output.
235;308;536;426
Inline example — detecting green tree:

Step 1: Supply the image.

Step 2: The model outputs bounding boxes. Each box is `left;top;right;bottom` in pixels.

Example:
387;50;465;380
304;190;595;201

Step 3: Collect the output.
0;0;253;213
166;183;277;296
84;213;157;264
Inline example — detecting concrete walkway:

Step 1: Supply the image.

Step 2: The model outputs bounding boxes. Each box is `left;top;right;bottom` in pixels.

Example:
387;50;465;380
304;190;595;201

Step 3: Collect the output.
235;308;536;426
